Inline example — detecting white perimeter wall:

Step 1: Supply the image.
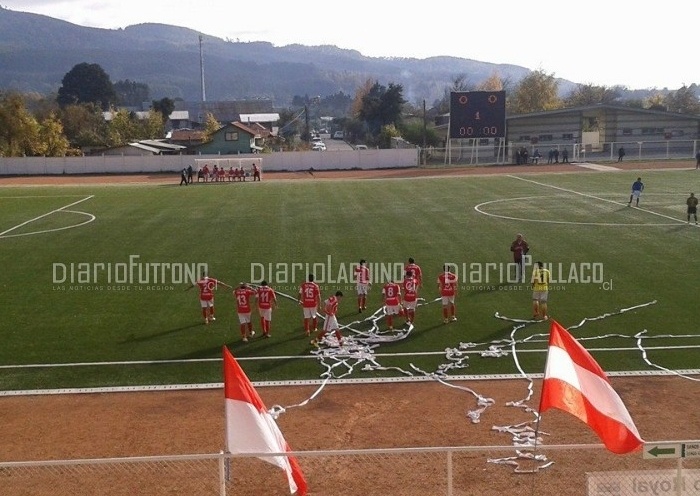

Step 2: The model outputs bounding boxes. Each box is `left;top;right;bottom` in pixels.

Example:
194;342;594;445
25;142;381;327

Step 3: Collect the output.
0;149;419;175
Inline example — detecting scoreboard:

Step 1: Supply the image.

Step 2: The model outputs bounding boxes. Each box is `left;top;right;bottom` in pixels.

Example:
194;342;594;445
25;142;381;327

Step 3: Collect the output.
449;91;506;139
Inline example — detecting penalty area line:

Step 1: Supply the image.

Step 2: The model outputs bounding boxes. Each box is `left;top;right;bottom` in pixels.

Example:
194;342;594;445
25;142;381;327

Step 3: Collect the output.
0;195;95;238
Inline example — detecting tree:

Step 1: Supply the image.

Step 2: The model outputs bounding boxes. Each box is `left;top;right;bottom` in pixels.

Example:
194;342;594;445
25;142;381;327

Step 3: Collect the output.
563;84;622;107
57;63;116;110
114;79;150;107
151;98;175;123
0;92;42;156
358;81;406;139
434;75;475;114
203;112;221;141
59;103;110;148
37;113;71;157
663;85;700;114
509;69;561;114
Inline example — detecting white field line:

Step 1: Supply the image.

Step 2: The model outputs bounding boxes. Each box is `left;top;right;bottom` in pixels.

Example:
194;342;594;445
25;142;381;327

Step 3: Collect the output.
507;175;692;226
0;195;94;238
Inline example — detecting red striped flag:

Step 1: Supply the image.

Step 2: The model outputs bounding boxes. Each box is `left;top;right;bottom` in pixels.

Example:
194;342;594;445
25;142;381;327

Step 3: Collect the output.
538;320;644;454
223;346;308;495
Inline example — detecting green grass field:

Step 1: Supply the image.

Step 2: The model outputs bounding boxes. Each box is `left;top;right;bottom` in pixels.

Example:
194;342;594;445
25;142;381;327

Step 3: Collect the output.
1;168;699;391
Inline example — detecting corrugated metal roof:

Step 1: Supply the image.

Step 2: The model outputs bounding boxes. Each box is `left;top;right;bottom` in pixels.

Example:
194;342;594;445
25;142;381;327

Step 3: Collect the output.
239;113;280;123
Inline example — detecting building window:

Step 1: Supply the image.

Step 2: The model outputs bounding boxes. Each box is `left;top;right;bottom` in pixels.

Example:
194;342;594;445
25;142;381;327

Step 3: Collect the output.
539;134;553;142
518;136;530;142
225;132;239;141
562;133;574;140
622;128;633;136
641;128;664;135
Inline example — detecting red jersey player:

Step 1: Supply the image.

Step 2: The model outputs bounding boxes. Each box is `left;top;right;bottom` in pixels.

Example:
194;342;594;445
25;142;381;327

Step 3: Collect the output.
233;283;257;342
311;291;344;347
405;257;423;288
256;280;277;337
402;270;419;324
298;274;321;336
382;280;402;330
353;259;371;313
437;264;458;324
186;273;231;324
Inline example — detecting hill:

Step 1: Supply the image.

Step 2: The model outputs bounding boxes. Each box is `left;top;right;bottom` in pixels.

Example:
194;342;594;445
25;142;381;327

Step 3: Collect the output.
0;6;584;106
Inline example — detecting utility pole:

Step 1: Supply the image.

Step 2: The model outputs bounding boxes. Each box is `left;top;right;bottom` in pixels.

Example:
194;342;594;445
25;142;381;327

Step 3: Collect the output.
199;35;206;102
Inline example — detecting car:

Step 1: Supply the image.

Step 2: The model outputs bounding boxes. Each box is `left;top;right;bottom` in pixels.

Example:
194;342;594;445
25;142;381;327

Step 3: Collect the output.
355;144;368;150
312;142;326;151
333;131;344;140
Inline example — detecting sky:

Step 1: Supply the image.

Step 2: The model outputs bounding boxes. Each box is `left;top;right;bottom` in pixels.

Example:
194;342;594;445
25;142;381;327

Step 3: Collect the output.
3;0;695;90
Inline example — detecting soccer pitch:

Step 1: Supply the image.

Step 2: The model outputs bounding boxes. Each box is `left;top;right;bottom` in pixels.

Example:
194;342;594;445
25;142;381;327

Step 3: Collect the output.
1;169;699;392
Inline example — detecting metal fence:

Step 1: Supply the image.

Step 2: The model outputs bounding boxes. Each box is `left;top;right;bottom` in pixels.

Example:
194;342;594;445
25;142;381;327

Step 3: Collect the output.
2;444;698;495
422;139;700;167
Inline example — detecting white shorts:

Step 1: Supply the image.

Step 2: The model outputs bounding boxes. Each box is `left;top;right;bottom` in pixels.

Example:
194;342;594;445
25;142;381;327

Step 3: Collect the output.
441;296;455;305
356;283;369;295
533;291;549;302
200;299;214;308
403;300;416;310
632;190;641;199
385;304;401;316
324;315;339;332
302;307;317;319
238;312;251;324
259;308;272;320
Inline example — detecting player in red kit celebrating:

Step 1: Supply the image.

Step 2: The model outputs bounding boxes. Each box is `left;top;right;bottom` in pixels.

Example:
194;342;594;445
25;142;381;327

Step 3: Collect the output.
382;280;402;330
402;270;419;324
298;274;321;336
405;257;423;288
186;272;231;324
437;264;458;324
233;283;257;342
256;280;277;338
353;259;371;313
311;291;344;347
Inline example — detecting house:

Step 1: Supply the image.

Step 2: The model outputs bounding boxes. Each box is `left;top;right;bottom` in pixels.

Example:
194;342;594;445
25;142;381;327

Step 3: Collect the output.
169;128;207;147
191;121;263;155
173;100;275;127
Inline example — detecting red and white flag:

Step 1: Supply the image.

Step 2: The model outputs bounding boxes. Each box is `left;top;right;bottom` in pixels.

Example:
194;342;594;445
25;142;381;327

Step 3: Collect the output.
223;346;308;495
538;320;644;454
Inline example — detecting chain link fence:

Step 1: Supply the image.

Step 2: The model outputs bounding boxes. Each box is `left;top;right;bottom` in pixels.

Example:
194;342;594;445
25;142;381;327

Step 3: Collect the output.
1;444;699;495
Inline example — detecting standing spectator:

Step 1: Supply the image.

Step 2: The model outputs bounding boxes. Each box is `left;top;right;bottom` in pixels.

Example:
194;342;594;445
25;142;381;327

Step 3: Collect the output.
532;149;541;164
510;233;530;283
233;283;257;342
311;291;344;347
405;257;423;288
186;272;231;324
618;146;626;162
252;162;261;181
402;270;419;324
547;149;554;164
687;193;698;224
298;274;321;336
531;261;551;321
562;148;569;163
382;279;402;330
187;164;194;183
696;151;700;169
553;148;559;163
256;280;277;338
628;177;644;207
354;259;371;313
437;264;458;324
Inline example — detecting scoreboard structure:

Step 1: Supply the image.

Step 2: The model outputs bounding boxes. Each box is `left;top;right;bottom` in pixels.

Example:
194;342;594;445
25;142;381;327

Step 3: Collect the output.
449;91;506;139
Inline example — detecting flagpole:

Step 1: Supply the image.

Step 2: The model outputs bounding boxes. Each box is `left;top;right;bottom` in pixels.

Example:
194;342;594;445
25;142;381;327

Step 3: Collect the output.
531;324;553;496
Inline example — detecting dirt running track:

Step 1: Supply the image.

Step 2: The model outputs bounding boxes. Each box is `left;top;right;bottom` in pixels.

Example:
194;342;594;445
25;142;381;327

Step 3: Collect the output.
1;160;699;495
